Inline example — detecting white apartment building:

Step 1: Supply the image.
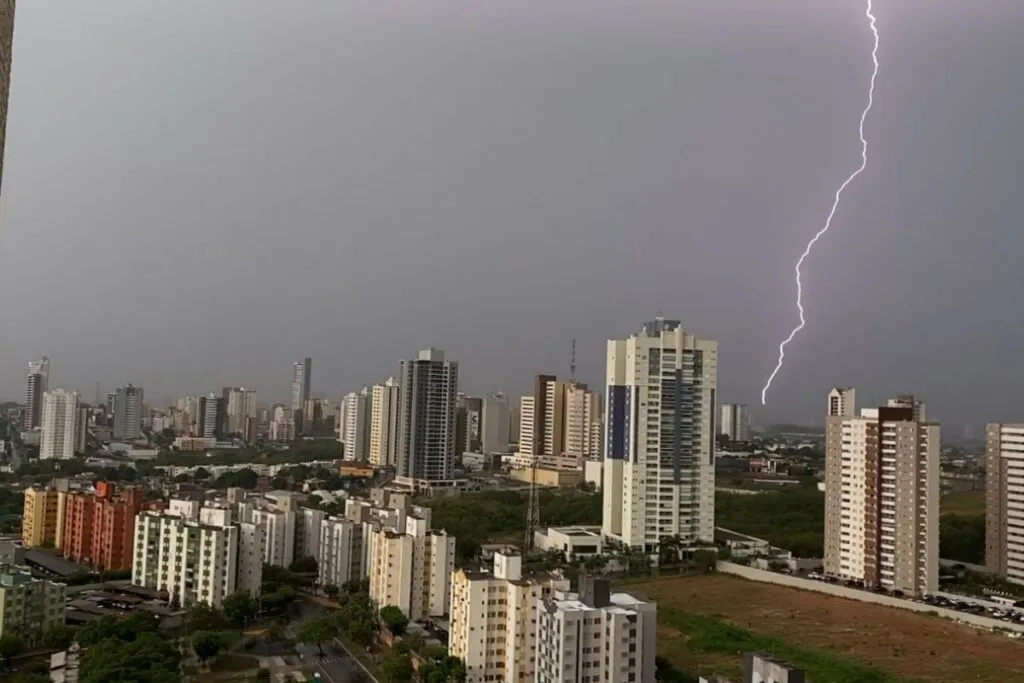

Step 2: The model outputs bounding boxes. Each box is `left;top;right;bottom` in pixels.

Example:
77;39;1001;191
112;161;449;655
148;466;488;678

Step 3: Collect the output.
367;506;454;621
481;393;510;455
340;389;372;462
245;505;296;568
602;318;718;551
565;383;602;464
319;516;367;588
132;508;263;608
369;378;400;467
448;550;570;683
535;578;657;683
40;389;79;460
368;528;414;613
396;348;459;483
986;423;1024;585
718;403;750;442
516;377;602;468
824;390;939;595
296;507;326;561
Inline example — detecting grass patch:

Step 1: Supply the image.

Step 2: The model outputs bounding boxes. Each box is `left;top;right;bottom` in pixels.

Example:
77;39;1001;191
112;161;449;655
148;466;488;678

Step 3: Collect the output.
941;490;985;516
658;606;911;683
210;653;259;673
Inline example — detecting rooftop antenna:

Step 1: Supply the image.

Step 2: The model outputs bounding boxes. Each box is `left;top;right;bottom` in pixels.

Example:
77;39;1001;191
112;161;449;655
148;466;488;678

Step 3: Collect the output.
570;338;577;383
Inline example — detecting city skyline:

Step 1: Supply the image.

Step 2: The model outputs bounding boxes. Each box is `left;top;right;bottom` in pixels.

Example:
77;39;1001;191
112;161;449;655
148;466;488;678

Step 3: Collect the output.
2;1;1024;425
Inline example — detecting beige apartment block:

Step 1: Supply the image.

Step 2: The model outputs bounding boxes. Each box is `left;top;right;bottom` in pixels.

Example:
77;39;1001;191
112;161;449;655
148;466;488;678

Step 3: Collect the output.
448;549;570;683
985;423;1024;584
823;390;939;596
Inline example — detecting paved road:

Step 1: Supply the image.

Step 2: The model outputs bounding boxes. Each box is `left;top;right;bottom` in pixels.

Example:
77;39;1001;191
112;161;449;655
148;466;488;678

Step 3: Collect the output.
296;642;366;683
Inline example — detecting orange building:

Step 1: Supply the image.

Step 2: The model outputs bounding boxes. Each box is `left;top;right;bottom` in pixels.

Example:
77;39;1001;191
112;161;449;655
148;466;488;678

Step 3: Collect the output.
60;482;144;572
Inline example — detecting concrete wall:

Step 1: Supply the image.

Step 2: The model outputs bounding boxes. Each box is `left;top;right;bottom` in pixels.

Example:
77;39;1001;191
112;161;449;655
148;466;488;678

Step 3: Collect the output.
717;562;1024;635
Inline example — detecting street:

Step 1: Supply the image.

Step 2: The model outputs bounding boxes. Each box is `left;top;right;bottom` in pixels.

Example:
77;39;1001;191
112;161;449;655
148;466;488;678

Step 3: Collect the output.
296;641;366;683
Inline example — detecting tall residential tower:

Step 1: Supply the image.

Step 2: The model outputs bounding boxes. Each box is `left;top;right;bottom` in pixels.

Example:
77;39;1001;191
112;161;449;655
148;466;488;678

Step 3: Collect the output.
396;349;458;483
602;318;718;551
24;357;50;430
823;390;939;596
985;423;1024;585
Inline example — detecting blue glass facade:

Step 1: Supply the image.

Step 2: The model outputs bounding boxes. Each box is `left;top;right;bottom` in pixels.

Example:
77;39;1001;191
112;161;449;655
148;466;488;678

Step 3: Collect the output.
606;384;630;460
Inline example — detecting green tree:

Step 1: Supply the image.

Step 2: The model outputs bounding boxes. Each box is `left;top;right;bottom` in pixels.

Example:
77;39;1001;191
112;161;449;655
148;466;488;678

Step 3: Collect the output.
0;633;25;665
940;514;985;564
42;623;76;650
379;605;408;635
324;583;340;600
693;548;718;573
296;615;337;656
255;668;272;683
80;631;180;683
192;631;226;665
379;652;414;683
186;602;228;631
222;590;258;627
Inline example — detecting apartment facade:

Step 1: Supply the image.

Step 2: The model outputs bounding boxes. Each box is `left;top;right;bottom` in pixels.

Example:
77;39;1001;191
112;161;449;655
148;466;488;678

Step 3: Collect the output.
291;357;312;432
602;318;718;551
480;393;510;455
133;508;261;608
535;578;657;683
340;389;372;462
24;357;50;431
113;385;144;441
368;378;400;467
823;390;940;595
719;403;750;442
22;486;62;548
396;348;459;483
40;389;80;460
224;387;257;436
318;516;366;588
448;550;570;683
59;482;144;572
985;423;1024;584
0;565;65;643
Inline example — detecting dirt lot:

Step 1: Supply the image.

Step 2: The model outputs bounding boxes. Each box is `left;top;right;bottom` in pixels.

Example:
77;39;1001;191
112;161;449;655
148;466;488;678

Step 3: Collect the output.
635;574;1024;683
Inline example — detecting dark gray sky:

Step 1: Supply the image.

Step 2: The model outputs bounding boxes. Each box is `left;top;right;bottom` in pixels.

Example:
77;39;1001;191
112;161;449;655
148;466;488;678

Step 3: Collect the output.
1;0;1022;427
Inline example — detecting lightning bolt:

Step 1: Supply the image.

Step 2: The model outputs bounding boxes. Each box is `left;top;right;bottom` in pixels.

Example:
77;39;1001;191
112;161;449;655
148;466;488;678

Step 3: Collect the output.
760;0;880;405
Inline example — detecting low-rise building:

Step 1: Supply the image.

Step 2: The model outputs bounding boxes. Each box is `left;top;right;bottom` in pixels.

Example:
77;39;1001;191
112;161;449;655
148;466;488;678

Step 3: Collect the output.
0;564;66;643
534;526;603;558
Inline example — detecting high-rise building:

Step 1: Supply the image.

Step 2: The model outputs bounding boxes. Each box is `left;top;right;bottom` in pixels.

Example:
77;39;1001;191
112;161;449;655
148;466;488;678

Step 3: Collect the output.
985;423;1024;585
40;389;80;460
823;390;939;595
535;578;658;683
197;393;225;439
480;393;510;455
449;549;570;683
516;377;601;467
340;388;372;462
602;318;718;550
270;406;295;443
719;403;750;442
24;357;50;430
0;566;65;644
396;349;459;483
112;385;144;441
224;387;256;437
318;516;366;588
369;378;400;467
291;357;312;432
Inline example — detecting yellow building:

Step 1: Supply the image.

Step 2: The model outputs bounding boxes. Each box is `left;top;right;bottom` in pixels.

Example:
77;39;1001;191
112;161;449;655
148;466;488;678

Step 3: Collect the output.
448;549;570;683
22;487;65;549
508;465;582;488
